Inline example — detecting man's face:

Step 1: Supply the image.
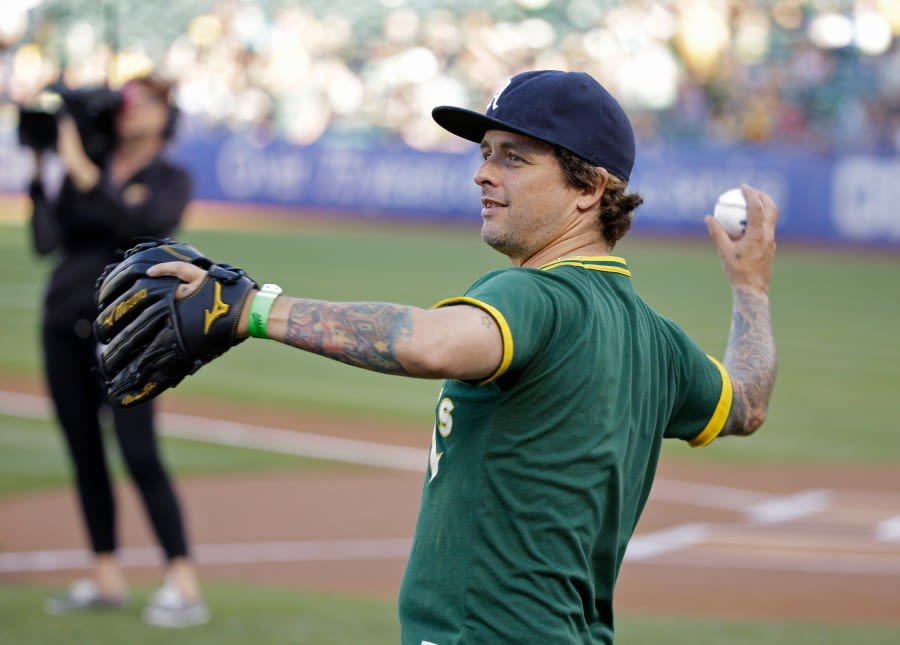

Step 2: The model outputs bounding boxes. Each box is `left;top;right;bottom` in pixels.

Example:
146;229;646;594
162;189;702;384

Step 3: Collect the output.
476;129;584;264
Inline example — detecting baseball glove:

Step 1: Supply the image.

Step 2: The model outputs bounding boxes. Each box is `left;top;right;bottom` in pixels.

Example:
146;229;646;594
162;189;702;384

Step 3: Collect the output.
94;238;258;407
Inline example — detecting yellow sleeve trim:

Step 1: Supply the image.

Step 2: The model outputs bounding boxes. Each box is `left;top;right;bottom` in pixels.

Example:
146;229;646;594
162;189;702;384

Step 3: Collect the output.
432;296;514;385
689;355;733;447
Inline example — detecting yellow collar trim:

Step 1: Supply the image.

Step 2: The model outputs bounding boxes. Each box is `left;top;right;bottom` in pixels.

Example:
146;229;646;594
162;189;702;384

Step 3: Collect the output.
539;255;631;277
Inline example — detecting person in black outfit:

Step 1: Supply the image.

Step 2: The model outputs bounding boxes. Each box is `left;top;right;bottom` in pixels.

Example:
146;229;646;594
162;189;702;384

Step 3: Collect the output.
29;74;208;628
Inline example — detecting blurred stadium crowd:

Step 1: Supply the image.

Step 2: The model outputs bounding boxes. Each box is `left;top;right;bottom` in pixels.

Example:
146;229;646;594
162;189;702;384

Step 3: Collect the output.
2;0;899;154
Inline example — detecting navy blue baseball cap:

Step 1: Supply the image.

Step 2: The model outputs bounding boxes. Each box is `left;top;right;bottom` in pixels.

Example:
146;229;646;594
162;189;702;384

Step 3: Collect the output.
433;70;636;182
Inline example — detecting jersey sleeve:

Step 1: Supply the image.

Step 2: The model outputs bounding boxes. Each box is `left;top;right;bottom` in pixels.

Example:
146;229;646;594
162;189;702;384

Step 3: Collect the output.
433;268;555;386
663;323;734;447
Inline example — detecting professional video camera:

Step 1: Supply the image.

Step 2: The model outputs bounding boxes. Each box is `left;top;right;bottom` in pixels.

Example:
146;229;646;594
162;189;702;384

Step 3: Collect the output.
17;84;122;165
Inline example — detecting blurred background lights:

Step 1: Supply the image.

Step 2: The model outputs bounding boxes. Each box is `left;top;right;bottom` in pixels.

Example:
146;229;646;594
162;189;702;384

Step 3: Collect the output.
878;0;900;32
64;22;97;59
642;3;679;41
233;4;268;51
378;0;408;9
327;68;365;116
11;43;49;98
399;47;439;83
188;14;223;49
516;0;553;10
675;0;730;79
232;85;273;126
855;10;893;55
733;7;771;62
384;8;420;44
109;50;155;86
282;90;330;145
0;0;897;153
618;45;679;110
582;28;618;62
771;0;806;30
0;2;30;48
566;0;607;31
807;12;854;48
520;18;557;49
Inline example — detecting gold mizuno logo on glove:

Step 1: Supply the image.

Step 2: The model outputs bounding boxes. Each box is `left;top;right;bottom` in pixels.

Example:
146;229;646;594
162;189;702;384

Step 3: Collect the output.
203;281;229;334
102;288;148;328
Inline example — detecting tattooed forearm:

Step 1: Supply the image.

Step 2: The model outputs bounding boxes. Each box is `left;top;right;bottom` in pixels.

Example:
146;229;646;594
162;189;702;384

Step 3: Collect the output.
283;300;414;375
721;288;777;436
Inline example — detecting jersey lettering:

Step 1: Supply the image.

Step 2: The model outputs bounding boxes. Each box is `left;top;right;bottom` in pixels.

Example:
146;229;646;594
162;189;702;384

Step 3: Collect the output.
428;429;442;483
428;396;455;482
437;397;454;437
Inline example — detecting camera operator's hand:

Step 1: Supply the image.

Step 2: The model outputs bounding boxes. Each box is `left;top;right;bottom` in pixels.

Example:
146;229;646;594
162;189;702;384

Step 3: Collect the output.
57;116;100;193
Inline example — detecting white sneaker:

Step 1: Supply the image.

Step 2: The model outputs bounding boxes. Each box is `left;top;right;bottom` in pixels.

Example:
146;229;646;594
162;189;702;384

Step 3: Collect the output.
45;578;129;615
142;583;209;628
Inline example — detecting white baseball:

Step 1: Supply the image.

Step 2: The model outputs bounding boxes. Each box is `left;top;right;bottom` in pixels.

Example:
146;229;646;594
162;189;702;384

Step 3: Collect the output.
713;188;748;239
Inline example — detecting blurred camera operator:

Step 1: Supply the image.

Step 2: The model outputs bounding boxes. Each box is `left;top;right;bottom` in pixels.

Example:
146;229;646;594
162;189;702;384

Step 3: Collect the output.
28;74;208;628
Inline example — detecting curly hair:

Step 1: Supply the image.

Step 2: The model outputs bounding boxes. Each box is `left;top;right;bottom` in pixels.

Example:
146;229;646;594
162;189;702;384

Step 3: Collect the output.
553;146;644;249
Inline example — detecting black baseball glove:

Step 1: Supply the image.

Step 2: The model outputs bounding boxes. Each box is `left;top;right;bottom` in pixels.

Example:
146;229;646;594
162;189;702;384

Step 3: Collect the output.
94;238;257;407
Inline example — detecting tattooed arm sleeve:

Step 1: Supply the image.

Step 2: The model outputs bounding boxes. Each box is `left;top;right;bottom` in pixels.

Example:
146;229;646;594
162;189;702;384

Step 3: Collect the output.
275;299;503;380
282;300;415;375
720;288;777;437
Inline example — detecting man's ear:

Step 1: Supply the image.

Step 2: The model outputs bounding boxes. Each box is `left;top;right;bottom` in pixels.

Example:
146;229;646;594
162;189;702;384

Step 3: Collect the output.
575;167;609;212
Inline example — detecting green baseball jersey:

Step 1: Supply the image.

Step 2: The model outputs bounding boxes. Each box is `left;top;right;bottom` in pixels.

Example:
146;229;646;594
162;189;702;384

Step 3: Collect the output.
398;256;732;645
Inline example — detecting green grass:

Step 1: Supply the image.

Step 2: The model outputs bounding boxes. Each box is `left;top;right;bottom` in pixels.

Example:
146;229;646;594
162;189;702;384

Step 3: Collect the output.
2;581;898;645
622;238;900;464
4;218;899;464
3;215;900;644
615;613;900;644
0;581;401;645
0;412;333;498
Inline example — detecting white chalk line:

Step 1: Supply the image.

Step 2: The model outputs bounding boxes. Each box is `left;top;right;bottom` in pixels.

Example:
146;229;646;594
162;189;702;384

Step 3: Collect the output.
4;528;896;577
876;516;900;542
2;389;899;575
647;479;770;510
0;538;415;573
745;489;831;524
623;523;711;561
0;390;865;514
639;549;900;576
0;390;425;472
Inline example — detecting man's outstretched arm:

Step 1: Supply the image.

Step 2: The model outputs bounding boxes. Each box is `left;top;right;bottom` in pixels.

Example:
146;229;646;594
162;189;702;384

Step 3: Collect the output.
269;298;501;381
148;259;505;383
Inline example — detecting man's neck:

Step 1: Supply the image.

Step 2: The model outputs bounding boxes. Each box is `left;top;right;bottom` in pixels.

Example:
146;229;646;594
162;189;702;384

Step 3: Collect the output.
517;240;612;269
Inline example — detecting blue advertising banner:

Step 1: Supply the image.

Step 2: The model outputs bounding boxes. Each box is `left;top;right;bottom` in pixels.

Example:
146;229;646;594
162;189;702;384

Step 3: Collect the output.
167;132;484;221
2;130;898;245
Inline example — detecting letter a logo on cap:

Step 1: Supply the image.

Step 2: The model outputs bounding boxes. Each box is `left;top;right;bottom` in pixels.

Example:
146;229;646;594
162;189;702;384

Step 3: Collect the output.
487;79;512;113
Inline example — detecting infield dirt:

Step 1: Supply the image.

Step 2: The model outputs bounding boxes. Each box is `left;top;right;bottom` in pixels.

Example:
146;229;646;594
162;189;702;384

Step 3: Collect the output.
1;375;899;626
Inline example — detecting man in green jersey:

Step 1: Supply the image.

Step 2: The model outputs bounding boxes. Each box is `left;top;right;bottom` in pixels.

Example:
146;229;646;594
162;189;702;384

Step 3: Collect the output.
145;70;778;643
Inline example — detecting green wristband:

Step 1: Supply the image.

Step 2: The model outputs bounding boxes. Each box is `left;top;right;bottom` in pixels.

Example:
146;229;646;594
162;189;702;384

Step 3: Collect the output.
247;283;283;339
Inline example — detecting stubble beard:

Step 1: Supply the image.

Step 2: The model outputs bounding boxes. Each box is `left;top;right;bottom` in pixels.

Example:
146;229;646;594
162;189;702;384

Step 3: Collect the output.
481;220;531;262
